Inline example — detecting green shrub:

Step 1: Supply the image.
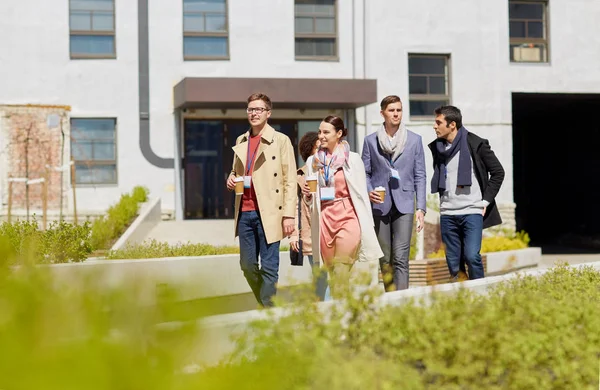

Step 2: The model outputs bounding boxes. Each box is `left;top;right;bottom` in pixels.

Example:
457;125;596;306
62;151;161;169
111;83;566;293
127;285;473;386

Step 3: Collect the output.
106;239;240;259
40;220;92;264
90;186;149;250
197;263;600;389
0;219;92;265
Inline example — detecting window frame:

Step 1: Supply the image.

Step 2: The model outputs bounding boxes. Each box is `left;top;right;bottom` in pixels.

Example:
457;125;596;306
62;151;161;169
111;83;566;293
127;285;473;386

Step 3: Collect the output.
183;0;230;61
70;117;118;186
407;54;452;121
508;0;549;63
69;0;117;59
294;0;339;61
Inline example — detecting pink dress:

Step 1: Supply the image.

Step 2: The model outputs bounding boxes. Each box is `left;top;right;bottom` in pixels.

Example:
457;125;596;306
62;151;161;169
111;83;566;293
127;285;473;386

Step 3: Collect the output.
319;169;361;267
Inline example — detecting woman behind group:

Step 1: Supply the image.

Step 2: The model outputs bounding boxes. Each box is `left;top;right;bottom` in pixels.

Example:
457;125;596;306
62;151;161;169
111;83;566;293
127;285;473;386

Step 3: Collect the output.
290;131;329;301
302;116;383;295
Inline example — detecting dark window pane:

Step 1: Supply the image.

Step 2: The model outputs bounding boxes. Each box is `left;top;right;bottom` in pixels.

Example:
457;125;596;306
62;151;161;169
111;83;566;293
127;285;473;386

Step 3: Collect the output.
94;141;116;160
71;118;115;140
409;76;427;94
183;14;205;32
409;57;446;75
70;34;114;56
315;38;335;56
205;14;226;32
295;17;313;33
92;11;113;31
429;76;446;95
70;0;113;12
315;17;335;33
70;11;91;30
184;36;228;57
410;100;449;117
94;164;117;183
183;0;225;13
74;164;117;184
528;21;544;38
72;141;94;160
295;38;335;57
295;0;335;15
75;165;94;184
295;38;314;56
509;3;543;19
509;21;526;38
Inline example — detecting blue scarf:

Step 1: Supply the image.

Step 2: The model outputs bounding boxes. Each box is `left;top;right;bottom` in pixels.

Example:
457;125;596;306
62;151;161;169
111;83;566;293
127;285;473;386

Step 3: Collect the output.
431;127;472;193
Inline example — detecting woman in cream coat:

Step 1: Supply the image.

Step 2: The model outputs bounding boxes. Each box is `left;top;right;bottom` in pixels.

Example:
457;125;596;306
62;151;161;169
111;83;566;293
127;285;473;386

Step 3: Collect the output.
302;116;383;295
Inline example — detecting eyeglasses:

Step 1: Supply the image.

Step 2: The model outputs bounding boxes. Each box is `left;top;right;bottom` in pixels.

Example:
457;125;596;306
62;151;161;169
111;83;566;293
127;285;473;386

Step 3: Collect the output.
246;107;270;114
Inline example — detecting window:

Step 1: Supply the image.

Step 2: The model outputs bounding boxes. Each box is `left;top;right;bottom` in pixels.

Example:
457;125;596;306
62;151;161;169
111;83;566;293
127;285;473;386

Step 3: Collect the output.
509;1;548;62
71;118;117;185
69;0;116;59
408;54;451;118
294;0;337;60
183;0;229;59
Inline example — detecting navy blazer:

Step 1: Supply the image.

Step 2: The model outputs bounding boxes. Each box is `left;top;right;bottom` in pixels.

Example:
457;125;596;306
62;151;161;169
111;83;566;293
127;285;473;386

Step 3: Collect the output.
361;130;427;216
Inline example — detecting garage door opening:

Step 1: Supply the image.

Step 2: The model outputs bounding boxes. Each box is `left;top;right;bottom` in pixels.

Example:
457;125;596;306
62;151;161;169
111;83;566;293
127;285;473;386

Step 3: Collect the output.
512;93;600;253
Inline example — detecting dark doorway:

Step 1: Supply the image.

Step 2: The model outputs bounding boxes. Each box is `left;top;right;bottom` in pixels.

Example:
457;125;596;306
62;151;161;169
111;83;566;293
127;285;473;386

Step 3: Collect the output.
183;119;298;219
512;93;600;252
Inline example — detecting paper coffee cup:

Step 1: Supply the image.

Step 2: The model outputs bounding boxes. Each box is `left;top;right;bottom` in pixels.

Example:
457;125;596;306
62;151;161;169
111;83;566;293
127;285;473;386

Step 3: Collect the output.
374;186;386;202
306;176;318;193
234;177;244;195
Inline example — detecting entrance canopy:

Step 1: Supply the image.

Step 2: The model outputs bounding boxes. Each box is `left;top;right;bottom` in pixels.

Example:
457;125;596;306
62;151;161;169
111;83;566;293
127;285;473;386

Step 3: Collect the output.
173;77;378;110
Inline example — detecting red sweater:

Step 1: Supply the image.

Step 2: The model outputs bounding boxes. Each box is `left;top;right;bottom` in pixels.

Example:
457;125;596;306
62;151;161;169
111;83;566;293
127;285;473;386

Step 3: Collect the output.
241;134;261;212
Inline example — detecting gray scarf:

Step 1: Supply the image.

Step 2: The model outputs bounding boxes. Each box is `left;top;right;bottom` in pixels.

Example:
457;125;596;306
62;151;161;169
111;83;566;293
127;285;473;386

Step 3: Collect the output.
376;122;407;163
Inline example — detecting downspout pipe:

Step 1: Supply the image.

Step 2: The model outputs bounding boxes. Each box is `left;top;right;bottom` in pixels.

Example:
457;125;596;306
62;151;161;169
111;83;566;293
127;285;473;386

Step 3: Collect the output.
138;0;174;169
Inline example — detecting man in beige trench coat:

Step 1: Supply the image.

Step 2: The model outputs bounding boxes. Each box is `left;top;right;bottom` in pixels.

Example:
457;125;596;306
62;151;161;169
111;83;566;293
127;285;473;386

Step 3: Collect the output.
226;93;297;307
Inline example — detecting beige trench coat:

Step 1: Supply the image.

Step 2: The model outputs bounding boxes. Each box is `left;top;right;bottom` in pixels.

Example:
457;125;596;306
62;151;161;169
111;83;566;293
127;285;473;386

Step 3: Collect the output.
230;124;297;244
305;152;384;264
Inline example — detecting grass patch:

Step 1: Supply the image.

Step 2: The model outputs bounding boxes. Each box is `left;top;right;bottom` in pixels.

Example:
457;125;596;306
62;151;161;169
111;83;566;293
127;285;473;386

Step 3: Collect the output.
107;240;290;259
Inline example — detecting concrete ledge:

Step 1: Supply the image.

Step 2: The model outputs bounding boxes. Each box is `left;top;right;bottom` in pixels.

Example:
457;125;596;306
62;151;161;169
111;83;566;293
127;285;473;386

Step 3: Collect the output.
48;252;313;302
485;247;541;275
193;261;600;366
111;197;162;251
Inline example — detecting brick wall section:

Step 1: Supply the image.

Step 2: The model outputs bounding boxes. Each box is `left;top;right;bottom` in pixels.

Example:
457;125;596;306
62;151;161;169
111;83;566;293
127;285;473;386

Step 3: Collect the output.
1;105;70;211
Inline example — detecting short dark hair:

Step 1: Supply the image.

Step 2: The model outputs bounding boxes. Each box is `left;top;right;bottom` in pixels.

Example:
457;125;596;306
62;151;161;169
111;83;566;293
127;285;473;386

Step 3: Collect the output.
322;115;348;137
298;131;319;162
434;105;462;129
380;95;402;111
247;93;272;110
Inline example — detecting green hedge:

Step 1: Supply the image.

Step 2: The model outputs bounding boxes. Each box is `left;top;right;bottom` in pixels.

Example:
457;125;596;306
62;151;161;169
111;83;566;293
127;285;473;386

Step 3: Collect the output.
198;263;600;389
0;219;92;265
90;186;149;250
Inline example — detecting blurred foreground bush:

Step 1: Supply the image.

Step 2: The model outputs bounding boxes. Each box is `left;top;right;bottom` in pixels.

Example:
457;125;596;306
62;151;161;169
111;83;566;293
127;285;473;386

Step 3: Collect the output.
197;263;600;389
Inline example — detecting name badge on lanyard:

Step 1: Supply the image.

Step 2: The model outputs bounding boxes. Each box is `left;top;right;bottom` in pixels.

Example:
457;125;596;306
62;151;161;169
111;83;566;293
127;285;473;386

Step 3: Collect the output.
320;187;335;201
244;176;252;188
320;151;336;201
389;156;400;181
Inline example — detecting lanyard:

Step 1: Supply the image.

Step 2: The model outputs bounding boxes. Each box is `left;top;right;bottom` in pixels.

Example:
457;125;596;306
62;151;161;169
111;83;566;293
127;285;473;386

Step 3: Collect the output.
322;150;336;186
245;136;261;175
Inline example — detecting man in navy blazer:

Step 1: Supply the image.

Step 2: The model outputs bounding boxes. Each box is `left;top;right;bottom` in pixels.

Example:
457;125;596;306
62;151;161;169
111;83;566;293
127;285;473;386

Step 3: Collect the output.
361;95;427;291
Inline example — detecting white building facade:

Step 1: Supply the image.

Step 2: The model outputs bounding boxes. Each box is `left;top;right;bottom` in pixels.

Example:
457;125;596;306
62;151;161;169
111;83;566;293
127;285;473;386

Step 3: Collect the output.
1;0;598;237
